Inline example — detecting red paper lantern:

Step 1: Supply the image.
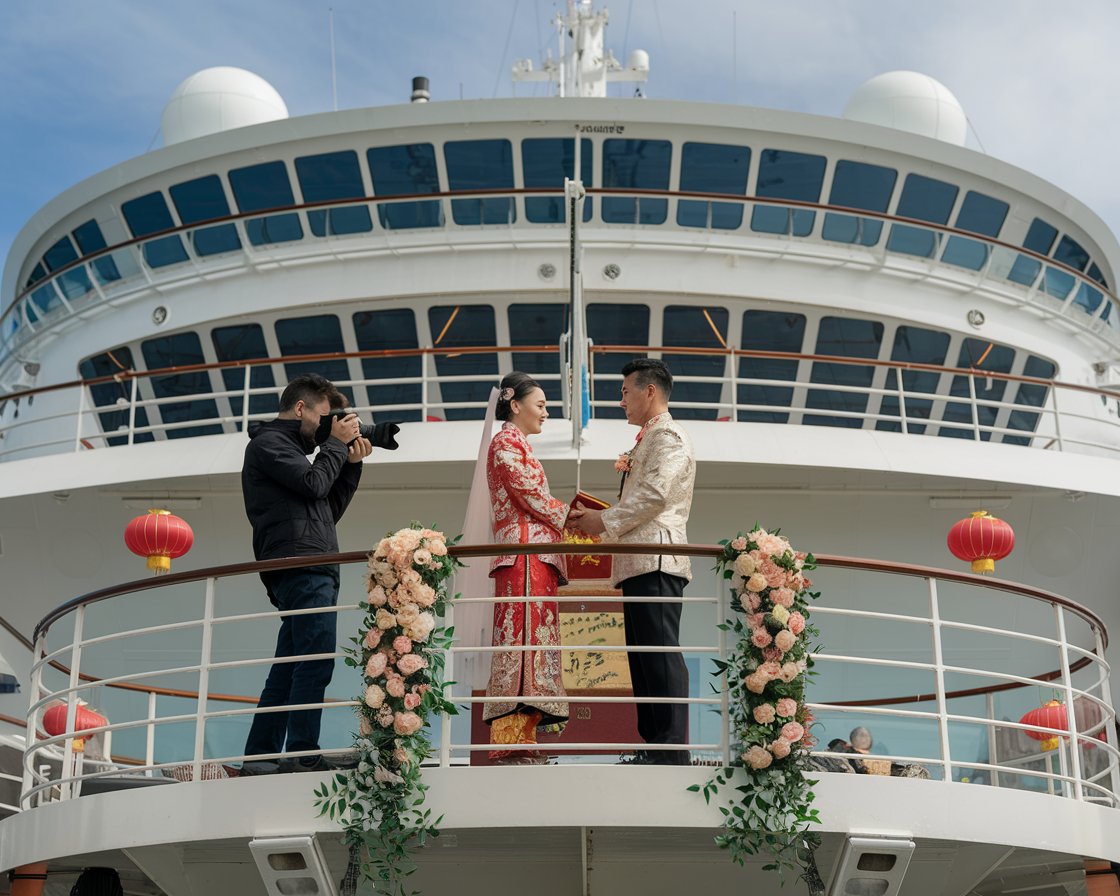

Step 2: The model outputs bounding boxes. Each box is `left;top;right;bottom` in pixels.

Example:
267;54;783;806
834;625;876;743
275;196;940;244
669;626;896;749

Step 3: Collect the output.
1020;700;1067;752
42;703;108;753
947;510;1014;574
124;509;194;574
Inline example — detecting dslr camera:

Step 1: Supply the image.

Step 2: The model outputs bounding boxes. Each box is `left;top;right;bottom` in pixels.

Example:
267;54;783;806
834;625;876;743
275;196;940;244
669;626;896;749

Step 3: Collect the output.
316;410;400;450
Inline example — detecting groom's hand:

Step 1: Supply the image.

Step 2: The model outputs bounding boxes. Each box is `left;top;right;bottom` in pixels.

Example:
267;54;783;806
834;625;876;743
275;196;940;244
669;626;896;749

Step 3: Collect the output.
568;503;606;536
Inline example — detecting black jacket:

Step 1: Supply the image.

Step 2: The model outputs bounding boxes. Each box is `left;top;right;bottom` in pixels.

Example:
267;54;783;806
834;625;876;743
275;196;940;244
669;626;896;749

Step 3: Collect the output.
242;418;362;563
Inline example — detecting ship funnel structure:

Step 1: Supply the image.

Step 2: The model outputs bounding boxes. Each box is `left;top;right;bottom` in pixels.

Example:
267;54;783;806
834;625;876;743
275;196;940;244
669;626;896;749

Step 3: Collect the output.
411;76;430;103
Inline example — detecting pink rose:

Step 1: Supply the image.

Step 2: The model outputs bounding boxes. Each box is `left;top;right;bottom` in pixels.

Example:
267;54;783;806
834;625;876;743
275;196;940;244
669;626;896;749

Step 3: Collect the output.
759;661;781;680
397;653;427;676
781;722;805;742
375;608;397;631
760;560;785;589
747;612;765;628
393;711;424;736
779;662;800;683
406;612;436;643
412;584;436;608
751;628;773;649
367;585;388;607
393;635;413;655
358;716;373;736
413;548;432;567
363;629;382;650
395;603;420;625
747;573;768;593
376;706;394;727
745;673;767;694
744;745;772;770
761;646;782;663
771;587;795;608
730;536;748;552
363;684;385;708
392;746;411;767
769;738;792;759
404;692;421;710
428;539;447;556
788;612;806;635
774;630;796;653
776;698;798;718
385;676;406;698
365;652;387;679
753;703;776;724
745;592;762;612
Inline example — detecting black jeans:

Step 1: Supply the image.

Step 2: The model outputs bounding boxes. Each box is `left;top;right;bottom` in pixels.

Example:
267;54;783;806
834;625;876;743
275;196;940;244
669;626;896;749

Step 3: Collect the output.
620;571;690;764
245;565;339;757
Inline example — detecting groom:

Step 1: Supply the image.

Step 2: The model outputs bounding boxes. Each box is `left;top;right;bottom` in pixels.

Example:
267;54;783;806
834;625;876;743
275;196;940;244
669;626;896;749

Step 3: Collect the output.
568;358;695;765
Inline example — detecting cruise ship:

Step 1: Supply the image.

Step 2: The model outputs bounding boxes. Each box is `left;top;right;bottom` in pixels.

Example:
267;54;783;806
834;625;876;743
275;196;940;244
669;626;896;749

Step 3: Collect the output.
2;3;1120;894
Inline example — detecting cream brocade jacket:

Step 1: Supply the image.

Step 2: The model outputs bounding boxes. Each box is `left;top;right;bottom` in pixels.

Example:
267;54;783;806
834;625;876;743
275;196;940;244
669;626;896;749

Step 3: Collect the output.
601;414;695;587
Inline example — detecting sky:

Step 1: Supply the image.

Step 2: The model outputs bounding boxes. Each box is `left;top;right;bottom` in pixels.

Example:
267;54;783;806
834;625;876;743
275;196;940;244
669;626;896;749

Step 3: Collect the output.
3;0;1120;279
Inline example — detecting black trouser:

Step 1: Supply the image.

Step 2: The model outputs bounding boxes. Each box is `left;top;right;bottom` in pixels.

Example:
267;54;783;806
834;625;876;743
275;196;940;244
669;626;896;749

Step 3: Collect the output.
620;571;690;765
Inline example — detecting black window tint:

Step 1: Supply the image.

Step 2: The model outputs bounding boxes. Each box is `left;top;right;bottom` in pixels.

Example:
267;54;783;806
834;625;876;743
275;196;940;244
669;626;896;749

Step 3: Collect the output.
72;219;121;283
942;191;1009;270
295;150;372;237
42;235;92;301
822;160;896;246
428;305;498;420
78;346;153;445
521;138;593;223
677;142;750;230
367;143;442;230
941;338;1015;441
1005;354;1055;445
141;331;221;438
211;323;277;421
228;161;303;245
739;311;806;423
662;306;728;420
170;174;241;256
353;308;422;422
877;326;950;434
887;173;958;258
586;304;651;419
1023;219;1058;254
444;139;515;225
508;304;567;401
751;149;826;236
121;191;190;268
275;315;351;401
601;139;671;224
805;317;883;428
1053;235;1089;272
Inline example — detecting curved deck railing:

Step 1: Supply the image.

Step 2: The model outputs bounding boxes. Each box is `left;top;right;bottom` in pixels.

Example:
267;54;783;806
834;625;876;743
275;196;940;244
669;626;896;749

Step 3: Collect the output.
15;544;1120;811
4;186;1116;363
3;344;1120;462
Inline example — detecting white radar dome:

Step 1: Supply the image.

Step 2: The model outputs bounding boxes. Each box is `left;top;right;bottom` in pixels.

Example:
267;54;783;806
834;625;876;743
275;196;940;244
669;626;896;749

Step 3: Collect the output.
161;67;288;146
842;71;967;146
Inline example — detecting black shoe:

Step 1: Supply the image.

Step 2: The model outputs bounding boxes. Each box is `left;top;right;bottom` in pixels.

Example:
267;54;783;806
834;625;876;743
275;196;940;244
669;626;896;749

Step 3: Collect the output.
617;752;651;765
239;760;281;776
284;755;352;773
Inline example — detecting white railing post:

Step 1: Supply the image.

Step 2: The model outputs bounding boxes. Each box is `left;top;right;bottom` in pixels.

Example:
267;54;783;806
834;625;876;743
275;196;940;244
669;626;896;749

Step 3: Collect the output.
126;375;139;445
191;577;217;781
60;606;87;800
421;350;430;421
896;366;910;435
440;590;455;768
1054;604;1084;800
985;692;1000;788
927;577;954;783
717;575;730;768
726;350;738;423
1049;385;1064;451
73;383;87;453
241;364;252;432
145;689;158;777
967;374;982;441
21;633;49;808
1093;624;1120;805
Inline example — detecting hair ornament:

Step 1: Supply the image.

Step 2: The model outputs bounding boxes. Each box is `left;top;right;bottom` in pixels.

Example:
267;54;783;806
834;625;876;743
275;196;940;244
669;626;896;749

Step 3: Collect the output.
499;387;514;401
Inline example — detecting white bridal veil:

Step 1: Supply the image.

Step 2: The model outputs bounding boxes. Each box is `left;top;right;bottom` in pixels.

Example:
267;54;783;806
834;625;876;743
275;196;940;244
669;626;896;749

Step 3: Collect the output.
454;387;499;692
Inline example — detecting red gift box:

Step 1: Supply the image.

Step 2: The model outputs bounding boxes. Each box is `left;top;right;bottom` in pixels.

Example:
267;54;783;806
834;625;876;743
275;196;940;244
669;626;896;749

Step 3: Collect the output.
564;491;612;581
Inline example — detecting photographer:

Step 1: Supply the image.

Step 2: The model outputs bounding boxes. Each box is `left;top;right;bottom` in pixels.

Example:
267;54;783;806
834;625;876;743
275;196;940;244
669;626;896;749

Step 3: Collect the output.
239;373;374;775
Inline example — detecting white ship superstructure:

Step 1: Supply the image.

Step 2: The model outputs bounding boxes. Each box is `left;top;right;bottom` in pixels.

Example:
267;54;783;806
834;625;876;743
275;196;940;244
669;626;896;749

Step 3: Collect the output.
2;3;1120;894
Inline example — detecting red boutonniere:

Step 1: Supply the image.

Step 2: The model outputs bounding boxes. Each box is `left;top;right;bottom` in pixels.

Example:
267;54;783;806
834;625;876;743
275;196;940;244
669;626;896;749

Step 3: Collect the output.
614;451;633;474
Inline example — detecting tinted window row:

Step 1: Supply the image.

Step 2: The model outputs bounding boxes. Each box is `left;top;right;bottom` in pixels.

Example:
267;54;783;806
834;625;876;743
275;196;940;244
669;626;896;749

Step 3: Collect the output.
78;303;1056;447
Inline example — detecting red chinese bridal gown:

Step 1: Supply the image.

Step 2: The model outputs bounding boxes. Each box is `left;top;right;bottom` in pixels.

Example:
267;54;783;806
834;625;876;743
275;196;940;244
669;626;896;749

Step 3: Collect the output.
485;421;569;762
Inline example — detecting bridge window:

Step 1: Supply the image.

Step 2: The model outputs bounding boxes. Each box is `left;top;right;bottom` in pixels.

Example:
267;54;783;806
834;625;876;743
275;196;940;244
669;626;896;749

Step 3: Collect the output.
42;236;92;303
444;139;515;225
738;310;806;423
295;150;372;237
228;161;303;246
587;303;651;418
72;219;121;284
878;326;950;434
78;346;153;445
887;174;958;258
353;309;422;422
677;142;750;230
367;143;442;230
942;191;1008;270
806;317;884;428
1007;217;1056;286
601;139;671;224
941;338;1015;441
1005;355;1055;445
508;303;567;402
141;332;222;438
211;323;277;421
428;305;498;420
121;191;190;268
663;306;729;420
822;160;896;246
751;149;826;236
275;315;351;403
169;175;242;256
521;138;593;223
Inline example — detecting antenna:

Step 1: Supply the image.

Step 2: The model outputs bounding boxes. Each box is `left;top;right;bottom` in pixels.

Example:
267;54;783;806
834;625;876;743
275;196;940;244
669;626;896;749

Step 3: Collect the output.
329;8;338;111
